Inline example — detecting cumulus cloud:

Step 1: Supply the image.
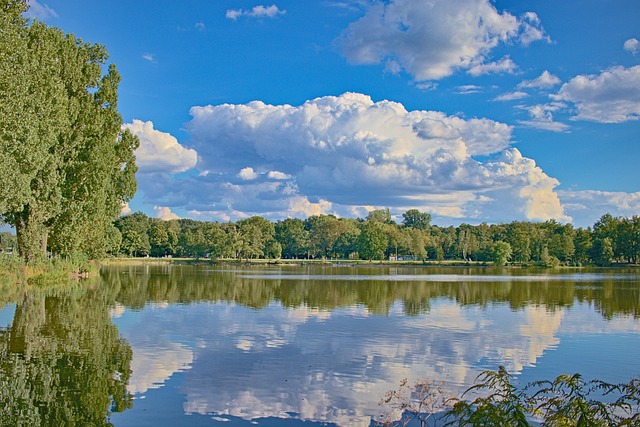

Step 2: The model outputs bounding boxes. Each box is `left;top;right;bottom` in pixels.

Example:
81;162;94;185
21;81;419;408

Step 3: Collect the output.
124;120;198;174
171;93;569;223
289;196;333;217
338;0;547;81
238;167;259;181
553;65;640;123
154;206;181;220
518;70;561;89
624;38;639;55
226;4;285;20
25;0;57;20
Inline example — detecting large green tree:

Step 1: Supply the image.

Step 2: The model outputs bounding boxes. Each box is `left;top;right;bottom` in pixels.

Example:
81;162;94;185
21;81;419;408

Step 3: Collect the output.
357;220;388;260
275;218;309;259
0;1;138;262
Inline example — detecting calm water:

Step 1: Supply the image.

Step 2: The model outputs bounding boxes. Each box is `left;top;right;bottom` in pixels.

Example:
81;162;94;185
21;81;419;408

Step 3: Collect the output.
1;264;639;426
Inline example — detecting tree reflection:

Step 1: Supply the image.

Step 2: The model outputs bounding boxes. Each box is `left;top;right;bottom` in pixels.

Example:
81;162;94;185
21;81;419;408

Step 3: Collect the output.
0;277;132;426
101;264;640;320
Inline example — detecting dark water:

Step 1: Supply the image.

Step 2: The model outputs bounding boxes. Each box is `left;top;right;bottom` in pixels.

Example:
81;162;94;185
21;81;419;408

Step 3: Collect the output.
0;264;639;426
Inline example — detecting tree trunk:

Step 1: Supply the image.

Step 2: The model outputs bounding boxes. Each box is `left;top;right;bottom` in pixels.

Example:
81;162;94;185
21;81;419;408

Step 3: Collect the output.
14;210;48;264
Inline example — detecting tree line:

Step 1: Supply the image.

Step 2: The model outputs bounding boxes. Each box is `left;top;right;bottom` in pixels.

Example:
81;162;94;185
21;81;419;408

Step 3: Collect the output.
113;210;640;266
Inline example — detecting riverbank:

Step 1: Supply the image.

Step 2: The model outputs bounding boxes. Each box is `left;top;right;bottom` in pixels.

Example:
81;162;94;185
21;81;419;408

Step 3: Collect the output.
0;254;100;287
101;257;489;267
100;256;640;269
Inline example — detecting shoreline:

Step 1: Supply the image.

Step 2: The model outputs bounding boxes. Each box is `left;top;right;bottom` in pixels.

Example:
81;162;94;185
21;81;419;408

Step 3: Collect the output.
99;257;639;269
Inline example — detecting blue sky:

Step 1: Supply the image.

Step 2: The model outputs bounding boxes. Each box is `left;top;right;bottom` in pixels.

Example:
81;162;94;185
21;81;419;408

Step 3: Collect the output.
26;0;640;227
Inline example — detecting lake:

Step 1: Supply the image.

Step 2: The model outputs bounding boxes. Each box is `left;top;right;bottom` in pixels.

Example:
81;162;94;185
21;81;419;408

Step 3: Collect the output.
1;264;639;426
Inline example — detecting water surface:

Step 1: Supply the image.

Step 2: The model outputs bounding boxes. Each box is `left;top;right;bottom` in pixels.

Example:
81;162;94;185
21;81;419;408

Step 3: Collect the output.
1;264;639;426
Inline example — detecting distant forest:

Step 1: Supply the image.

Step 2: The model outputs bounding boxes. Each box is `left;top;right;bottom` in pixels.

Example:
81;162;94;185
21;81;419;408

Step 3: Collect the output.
110;210;639;266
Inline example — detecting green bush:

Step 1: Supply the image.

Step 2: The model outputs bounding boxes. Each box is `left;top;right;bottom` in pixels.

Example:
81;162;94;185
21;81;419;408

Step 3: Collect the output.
379;367;640;426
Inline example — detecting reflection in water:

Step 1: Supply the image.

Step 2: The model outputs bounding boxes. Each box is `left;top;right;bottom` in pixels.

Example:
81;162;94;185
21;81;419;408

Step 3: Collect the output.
0;265;638;426
101;264;639;426
0;278;132;426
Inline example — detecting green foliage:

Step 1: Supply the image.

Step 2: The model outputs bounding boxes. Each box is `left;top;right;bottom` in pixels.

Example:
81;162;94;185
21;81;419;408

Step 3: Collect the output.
114;212;150;257
592;237;614;267
275;218;309;258
447;367;530;426
380;368;640;427
358;220;389;260
540;247;561;268
0;3;138;263
110;210;639;267
491;241;512;266
0;275;133;426
402;209;431;230
367;208;393;224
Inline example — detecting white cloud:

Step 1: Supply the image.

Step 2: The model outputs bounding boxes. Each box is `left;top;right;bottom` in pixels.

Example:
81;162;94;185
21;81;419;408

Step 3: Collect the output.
456;85;483;95
486;149;570;222
518;103;570;132
518;70;561;89
226;4;286;20
225;9;242;20
415;82;438;91
195;21;206;31
494;91;528;102
24;0;57;20
267;170;291;180
553;65;640;123
238;167;259;181
142;53;156;63
338;0;547;80
120;202;132;216
624;38;639;55
173;93;568;223
467;57;518;76
289;197;333;217
558;190;640;227
124;120;198;174
519;12;550;46
154;206;180;221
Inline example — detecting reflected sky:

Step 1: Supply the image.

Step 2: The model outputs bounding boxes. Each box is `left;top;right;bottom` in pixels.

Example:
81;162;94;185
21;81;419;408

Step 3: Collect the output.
107;266;640;426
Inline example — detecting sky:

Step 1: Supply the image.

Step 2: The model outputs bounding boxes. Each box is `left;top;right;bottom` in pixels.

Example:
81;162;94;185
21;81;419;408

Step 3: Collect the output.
25;0;640;228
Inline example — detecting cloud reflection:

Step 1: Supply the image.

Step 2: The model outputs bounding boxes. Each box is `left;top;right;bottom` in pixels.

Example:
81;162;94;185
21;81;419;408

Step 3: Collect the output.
114;299;577;426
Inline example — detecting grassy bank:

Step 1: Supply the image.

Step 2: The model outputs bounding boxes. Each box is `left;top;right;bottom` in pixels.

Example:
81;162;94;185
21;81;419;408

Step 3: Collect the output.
0;254;100;288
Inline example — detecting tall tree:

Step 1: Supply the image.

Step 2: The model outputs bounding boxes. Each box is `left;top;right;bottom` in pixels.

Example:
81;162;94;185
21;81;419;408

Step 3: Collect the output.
491;241;512;266
306;215;343;258
237;216;275;259
0;2;138;262
366;208;393;224
357;220;388;260
275;218;309;259
402;209;431;230
114;212;150;257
